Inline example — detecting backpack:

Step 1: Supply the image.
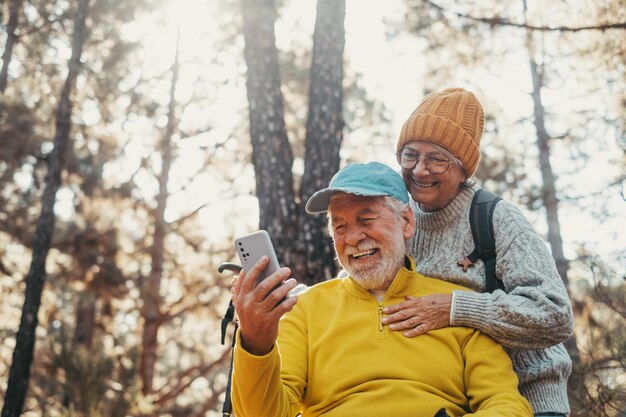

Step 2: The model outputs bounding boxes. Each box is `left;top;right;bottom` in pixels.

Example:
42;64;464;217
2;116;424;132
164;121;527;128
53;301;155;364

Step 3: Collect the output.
456;188;505;293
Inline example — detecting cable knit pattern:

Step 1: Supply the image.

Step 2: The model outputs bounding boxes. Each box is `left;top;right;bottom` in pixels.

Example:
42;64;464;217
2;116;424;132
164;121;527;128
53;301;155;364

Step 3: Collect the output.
409;185;574;414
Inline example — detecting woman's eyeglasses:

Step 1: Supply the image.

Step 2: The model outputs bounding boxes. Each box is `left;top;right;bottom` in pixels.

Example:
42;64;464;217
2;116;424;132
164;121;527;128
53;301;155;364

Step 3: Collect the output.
396;148;457;174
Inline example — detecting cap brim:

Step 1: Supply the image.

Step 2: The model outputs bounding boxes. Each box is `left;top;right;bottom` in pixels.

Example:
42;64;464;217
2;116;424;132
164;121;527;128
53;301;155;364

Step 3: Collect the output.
305;187;388;214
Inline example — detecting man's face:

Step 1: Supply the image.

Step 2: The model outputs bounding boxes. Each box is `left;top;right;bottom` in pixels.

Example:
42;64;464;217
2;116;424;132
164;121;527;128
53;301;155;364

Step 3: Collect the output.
328;194;414;290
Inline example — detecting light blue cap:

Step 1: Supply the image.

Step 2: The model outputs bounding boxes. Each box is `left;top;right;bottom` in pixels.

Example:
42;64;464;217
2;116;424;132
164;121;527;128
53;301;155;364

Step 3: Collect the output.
305;162;409;214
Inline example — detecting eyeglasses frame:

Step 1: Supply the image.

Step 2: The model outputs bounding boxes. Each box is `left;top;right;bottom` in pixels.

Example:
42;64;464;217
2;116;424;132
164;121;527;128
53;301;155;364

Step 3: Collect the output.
396;147;459;175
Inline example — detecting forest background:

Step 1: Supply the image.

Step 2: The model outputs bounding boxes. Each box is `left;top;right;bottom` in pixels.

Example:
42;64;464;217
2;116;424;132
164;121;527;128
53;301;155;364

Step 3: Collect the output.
0;0;624;416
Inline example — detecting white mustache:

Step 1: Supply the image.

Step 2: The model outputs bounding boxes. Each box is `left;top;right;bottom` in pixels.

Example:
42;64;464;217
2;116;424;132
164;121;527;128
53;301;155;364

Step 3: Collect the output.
344;240;378;256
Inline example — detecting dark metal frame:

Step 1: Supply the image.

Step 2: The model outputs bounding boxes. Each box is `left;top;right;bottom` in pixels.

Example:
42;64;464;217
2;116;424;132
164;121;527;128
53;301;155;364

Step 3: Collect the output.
218;263;243;417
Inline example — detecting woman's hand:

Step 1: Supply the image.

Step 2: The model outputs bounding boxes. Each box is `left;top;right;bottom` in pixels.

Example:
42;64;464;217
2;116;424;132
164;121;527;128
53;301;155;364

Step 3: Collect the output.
233;256;298;355
382;294;452;337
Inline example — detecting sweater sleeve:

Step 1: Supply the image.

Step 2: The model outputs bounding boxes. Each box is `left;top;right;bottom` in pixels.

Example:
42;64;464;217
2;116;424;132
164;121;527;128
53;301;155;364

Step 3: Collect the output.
451;200;574;349
461;331;533;416
231;303;307;417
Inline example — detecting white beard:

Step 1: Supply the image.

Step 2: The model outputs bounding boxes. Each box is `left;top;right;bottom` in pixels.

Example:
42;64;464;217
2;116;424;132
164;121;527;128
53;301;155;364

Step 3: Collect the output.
341;230;407;290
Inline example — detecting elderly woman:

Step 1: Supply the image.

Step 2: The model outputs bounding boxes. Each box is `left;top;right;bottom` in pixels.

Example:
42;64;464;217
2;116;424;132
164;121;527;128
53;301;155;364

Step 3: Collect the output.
382;88;574;417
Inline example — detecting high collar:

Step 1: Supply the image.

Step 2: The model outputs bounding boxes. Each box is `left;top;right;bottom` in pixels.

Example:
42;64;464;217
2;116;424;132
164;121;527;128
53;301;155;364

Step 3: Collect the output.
410;185;476;230
342;256;426;300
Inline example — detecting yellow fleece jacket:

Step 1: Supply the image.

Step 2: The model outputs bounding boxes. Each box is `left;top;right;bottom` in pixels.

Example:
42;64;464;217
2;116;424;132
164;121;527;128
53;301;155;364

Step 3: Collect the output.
232;258;532;417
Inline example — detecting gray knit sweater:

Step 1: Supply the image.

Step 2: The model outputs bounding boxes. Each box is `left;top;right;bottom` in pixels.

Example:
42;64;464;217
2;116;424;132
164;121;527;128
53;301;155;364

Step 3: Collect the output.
408;185;573;414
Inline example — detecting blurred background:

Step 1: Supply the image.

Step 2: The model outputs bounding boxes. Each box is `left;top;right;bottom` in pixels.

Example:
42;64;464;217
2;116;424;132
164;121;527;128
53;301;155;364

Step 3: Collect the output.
0;0;624;416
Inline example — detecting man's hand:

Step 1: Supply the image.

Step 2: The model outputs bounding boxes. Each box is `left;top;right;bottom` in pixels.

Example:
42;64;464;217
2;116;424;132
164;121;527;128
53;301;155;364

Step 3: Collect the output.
382;294;452;337
233;256;298;355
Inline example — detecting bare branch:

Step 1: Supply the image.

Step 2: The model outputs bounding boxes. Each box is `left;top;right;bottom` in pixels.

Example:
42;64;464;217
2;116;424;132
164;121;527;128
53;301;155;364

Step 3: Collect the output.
167;203;208;229
423;0;626;32
178;126;213;141
154;348;230;406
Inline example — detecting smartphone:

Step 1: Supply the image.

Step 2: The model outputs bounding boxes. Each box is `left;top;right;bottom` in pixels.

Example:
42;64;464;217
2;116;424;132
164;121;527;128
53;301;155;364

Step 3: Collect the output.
234;230;281;285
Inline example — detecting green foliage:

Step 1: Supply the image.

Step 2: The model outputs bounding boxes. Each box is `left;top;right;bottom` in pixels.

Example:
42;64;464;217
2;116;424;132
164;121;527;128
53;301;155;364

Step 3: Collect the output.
41;323;142;417
569;253;626;416
0;98;41;168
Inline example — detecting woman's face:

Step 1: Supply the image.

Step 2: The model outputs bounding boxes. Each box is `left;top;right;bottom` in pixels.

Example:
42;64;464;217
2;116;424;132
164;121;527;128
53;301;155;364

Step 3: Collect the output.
398;141;466;212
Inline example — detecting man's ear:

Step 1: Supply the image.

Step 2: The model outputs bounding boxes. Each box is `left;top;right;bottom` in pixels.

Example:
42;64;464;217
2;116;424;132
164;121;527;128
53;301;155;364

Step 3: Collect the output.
402;206;416;240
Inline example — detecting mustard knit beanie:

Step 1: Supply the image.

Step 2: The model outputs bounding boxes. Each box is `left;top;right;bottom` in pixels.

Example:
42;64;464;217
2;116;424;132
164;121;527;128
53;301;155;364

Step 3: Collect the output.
397;87;484;177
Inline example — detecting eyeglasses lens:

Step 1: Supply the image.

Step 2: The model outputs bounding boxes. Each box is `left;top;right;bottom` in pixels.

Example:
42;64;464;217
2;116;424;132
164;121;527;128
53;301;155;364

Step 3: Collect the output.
398;149;451;174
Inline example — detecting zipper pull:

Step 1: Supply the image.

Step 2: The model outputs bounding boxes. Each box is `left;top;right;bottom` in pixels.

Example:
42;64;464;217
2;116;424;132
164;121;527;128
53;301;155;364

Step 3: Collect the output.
378;305;384;331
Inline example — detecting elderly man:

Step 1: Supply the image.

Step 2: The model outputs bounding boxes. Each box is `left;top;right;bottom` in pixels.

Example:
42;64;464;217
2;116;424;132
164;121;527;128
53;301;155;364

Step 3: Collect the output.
231;162;532;417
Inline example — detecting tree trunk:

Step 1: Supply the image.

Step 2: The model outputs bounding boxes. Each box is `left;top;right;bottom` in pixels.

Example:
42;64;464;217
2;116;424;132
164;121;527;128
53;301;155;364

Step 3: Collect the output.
528;50;586;417
522;0;583;409
140;32;180;398
528;63;571;285
72;292;96;347
240;0;346;284
240;0;299;268
0;0;22;93
298;0;346;284
1;0;91;415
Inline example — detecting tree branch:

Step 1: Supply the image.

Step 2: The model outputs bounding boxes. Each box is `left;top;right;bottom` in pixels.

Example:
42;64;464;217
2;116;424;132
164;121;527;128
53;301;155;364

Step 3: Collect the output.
154;348;231;406
423;0;626;32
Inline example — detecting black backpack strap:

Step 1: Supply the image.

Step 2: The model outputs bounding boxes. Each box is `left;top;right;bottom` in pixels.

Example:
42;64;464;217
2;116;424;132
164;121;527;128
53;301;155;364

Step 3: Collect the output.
433;407;451;417
463;188;503;293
